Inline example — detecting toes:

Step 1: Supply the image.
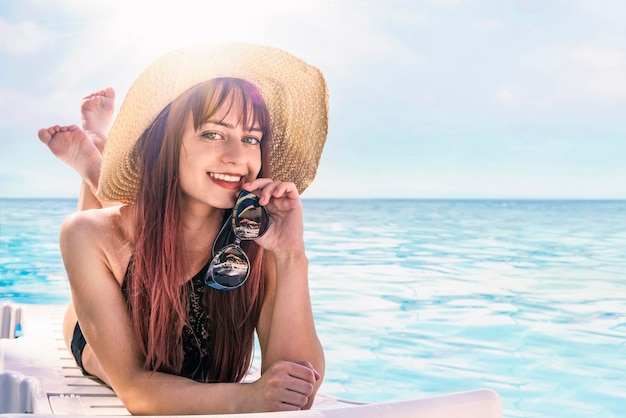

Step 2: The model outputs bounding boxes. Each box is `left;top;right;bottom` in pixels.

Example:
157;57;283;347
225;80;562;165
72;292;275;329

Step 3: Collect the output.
103;86;115;99
37;125;80;145
59;125;79;132
37;128;52;144
82;87;115;100
82;91;101;100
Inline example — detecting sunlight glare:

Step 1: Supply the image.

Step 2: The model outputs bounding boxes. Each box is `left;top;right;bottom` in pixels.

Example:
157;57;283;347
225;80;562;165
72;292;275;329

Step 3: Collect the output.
104;0;310;54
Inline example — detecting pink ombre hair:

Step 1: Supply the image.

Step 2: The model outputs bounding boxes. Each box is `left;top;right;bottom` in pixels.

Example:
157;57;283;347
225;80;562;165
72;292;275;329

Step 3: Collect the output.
127;78;271;382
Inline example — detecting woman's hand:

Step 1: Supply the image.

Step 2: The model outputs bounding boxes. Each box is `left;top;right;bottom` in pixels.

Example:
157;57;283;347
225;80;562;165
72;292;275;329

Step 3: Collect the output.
244;179;325;411
241;360;320;412
242;179;304;254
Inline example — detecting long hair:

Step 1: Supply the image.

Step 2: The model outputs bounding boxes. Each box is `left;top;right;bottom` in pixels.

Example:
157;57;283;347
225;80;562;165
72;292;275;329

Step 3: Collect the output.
127;78;271;382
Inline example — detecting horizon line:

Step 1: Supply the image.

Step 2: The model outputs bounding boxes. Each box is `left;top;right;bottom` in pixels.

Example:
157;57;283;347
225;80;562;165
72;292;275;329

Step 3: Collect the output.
1;196;625;202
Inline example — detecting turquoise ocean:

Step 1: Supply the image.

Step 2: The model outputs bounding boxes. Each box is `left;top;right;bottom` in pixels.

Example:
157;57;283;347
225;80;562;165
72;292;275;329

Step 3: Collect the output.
1;198;625;417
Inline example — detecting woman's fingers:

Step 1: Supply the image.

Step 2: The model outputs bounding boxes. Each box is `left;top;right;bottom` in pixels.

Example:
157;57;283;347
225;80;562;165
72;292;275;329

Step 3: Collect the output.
242;179;304;252
241;378;302;412
257;361;318;409
243;179;300;206
292;360;321;382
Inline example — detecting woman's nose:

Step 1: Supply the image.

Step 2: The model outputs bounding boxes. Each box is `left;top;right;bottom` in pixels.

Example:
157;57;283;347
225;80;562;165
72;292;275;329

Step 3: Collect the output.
220;138;246;164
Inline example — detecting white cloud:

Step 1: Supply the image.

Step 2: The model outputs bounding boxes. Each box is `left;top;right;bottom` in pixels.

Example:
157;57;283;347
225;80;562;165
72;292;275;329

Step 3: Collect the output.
0;17;50;54
494;82;527;107
0;88;38;126
570;47;626;97
571;47;625;70
471;19;505;32
578;0;626;25
512;44;626;104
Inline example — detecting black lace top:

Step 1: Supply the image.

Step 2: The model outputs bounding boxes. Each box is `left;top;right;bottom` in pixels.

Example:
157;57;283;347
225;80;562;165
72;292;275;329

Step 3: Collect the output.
123;262;212;382
179;265;211;381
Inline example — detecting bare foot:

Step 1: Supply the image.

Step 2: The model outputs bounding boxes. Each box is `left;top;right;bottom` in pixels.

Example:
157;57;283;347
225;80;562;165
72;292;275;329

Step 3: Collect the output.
81;87;115;153
37;125;102;192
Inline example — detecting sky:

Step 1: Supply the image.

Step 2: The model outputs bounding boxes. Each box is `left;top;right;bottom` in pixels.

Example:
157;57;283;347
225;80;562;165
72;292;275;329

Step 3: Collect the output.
1;0;625;199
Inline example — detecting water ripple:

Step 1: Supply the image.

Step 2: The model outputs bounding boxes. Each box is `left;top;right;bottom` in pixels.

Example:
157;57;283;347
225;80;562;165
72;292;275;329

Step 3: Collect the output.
3;198;626;417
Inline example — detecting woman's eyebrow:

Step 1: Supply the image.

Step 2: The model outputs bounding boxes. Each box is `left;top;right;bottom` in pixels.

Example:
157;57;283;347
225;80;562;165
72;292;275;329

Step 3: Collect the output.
204;119;262;132
204;119;234;129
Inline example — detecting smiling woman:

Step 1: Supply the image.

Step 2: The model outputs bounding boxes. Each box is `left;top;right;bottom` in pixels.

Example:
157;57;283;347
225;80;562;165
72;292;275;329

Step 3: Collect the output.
33;42;330;415
22;36;502;416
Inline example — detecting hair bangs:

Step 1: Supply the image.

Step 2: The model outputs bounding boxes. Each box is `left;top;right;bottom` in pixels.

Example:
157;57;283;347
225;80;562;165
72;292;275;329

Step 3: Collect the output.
187;78;270;144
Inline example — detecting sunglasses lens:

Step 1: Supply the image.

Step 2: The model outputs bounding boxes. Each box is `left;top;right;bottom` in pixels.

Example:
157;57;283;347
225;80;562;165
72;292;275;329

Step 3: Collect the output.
205;244;250;290
205;191;268;291
233;191;269;239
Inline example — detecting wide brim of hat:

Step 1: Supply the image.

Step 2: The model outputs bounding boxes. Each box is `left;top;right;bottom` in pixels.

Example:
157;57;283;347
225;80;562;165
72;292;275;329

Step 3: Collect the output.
97;42;329;204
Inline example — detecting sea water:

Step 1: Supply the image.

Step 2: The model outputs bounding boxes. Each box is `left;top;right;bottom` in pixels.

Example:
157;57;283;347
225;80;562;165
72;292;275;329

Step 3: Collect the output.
1;198;625;417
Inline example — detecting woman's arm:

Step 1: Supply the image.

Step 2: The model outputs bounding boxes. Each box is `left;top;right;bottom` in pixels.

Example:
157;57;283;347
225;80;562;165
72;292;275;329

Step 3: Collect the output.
59;209;271;415
257;252;325;410
251;179;325;410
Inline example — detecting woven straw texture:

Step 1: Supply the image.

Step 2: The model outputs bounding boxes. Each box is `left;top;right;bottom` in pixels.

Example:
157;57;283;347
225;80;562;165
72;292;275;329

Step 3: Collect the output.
97;43;329;203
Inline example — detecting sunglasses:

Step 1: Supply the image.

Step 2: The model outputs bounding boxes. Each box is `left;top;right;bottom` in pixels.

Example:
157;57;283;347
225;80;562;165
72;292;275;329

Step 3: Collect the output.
204;190;270;290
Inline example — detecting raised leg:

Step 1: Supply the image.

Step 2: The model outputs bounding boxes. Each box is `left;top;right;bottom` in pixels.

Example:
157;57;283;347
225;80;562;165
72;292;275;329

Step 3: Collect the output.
37;87;117;210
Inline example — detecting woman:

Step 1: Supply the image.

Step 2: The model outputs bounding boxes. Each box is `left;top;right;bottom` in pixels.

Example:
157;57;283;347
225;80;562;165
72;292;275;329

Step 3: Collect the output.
37;43;328;414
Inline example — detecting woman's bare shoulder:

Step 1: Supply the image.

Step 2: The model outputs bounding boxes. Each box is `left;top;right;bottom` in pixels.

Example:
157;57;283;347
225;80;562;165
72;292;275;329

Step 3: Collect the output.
61;204;130;237
60;204;134;283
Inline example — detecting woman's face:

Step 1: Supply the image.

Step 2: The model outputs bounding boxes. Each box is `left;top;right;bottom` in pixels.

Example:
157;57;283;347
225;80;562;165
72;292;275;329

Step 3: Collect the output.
178;96;263;210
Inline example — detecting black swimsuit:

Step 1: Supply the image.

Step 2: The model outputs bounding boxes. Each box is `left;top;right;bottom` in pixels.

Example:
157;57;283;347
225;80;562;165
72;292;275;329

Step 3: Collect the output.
70;263;212;382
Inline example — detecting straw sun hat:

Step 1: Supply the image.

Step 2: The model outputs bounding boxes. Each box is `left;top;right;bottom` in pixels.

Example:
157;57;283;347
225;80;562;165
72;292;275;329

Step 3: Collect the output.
97;42;329;204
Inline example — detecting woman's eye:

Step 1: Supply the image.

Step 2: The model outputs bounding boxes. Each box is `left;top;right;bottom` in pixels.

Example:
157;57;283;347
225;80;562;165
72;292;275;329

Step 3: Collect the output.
201;131;222;141
243;136;261;145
